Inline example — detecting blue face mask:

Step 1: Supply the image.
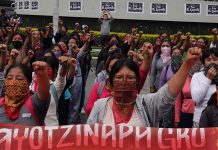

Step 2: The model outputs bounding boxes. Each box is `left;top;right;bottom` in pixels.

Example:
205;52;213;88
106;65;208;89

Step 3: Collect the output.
54;51;62;58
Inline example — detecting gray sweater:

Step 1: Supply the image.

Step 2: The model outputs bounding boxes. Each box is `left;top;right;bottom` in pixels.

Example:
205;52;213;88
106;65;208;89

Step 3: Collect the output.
87;84;176;127
98;18;113;35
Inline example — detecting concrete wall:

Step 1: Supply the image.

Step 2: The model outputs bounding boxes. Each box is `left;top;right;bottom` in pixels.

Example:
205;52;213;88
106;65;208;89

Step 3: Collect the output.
15;0;218;23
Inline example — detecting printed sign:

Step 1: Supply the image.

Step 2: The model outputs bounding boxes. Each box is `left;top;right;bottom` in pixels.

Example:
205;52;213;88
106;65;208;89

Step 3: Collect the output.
185;3;201;15
100;1;116;12
24;1;30;10
69;1;82;12
207;5;218;16
127;2;144;13
31;0;39;11
18;1;23;10
150;3;167;14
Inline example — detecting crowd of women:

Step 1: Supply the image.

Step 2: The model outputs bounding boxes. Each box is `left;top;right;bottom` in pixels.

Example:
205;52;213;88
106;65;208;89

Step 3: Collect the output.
0;11;218;128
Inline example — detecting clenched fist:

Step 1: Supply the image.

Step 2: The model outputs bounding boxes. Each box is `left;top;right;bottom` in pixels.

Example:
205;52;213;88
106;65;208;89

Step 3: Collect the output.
32;61;48;77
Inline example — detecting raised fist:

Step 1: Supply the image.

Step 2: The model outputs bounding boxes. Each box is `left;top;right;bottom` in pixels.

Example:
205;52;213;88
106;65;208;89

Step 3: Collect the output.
32;61;48;76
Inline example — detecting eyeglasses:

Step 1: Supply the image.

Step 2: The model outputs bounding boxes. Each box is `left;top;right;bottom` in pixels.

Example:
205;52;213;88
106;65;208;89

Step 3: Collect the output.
114;75;136;82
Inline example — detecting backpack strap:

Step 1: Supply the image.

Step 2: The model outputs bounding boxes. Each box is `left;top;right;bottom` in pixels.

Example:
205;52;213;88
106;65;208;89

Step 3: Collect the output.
97;81;106;99
25;96;44;126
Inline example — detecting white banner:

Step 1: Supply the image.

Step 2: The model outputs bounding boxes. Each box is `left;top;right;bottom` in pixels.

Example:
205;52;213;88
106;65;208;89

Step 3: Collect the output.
69;1;82;12
150;3;167;15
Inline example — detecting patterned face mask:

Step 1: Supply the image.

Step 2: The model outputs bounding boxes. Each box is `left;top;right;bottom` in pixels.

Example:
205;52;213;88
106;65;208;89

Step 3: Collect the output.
204;63;218;85
4;79;30;119
112;80;137;105
171;55;183;73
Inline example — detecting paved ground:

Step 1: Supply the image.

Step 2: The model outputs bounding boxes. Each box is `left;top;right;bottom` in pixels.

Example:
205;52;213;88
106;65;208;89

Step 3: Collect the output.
80;60;150;123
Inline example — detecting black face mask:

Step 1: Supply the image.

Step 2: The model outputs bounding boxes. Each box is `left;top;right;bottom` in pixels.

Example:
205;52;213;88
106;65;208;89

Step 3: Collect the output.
12;41;23;49
171;55;183;73
204;63;218;85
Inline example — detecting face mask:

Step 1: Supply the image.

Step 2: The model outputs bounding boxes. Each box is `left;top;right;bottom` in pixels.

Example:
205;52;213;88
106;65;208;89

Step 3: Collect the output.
161;47;171;63
54;51;61;58
4;79;30;119
204;63;218;85
161;47;171;56
171;55;183;73
112;80;137;105
12;41;23;49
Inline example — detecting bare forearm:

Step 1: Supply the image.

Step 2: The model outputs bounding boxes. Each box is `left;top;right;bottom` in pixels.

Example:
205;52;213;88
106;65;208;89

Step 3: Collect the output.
141;56;152;72
168;62;191;97
37;74;50;101
0;52;6;71
59;65;68;77
67;66;75;80
80;41;90;52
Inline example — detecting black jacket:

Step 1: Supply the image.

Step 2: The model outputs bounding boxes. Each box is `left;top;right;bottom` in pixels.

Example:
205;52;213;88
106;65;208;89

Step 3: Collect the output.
199;93;218;127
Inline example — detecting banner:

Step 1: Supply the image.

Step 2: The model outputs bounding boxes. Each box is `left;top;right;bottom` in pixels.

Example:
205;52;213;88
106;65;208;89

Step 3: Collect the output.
0;124;218;150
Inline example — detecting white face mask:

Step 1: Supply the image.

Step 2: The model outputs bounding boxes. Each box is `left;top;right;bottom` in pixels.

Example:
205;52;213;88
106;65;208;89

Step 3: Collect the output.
161;47;171;56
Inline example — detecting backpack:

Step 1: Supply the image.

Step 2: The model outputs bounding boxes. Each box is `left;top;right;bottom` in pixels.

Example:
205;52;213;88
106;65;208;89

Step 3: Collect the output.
0;96;43;126
97;81;106;99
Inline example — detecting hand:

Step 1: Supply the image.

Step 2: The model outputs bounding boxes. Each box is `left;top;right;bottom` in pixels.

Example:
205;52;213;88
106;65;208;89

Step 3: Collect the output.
15;19;20;26
6;27;12;34
212;28;218;35
128;50;136;58
139;31;143;35
27;49;34;58
186;32;191;39
58;19;63;26
0;44;7;53
84;34;91;43
67;58;77;68
25;27;32;35
177;31;182;36
10;49;19;58
185;47;202;66
207;67;217;80
142;42;153;58
59;56;69;66
48;23;53;29
32;61;48;77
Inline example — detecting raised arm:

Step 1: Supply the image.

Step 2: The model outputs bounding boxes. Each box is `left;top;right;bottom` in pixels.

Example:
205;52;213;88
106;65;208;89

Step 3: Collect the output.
0;44;7;72
32;61;50;101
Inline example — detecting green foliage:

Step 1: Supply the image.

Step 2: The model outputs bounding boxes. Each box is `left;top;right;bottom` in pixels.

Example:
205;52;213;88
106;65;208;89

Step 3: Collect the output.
18;27;213;44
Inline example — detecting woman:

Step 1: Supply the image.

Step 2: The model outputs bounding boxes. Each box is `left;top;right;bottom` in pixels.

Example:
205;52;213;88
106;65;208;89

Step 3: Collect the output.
0;61;50;126
159;47;183;88
191;48;218;128
199;87;218;127
86;52;124;115
150;39;172;93
67;35;90;124
87;47;201;127
158;47;183;127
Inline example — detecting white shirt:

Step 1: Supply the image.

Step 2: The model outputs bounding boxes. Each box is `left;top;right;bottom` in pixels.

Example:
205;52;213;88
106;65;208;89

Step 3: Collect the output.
191;71;216;123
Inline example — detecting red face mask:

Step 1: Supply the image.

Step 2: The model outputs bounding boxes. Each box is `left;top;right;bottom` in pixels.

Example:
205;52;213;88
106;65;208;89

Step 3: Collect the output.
112;80;137;105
